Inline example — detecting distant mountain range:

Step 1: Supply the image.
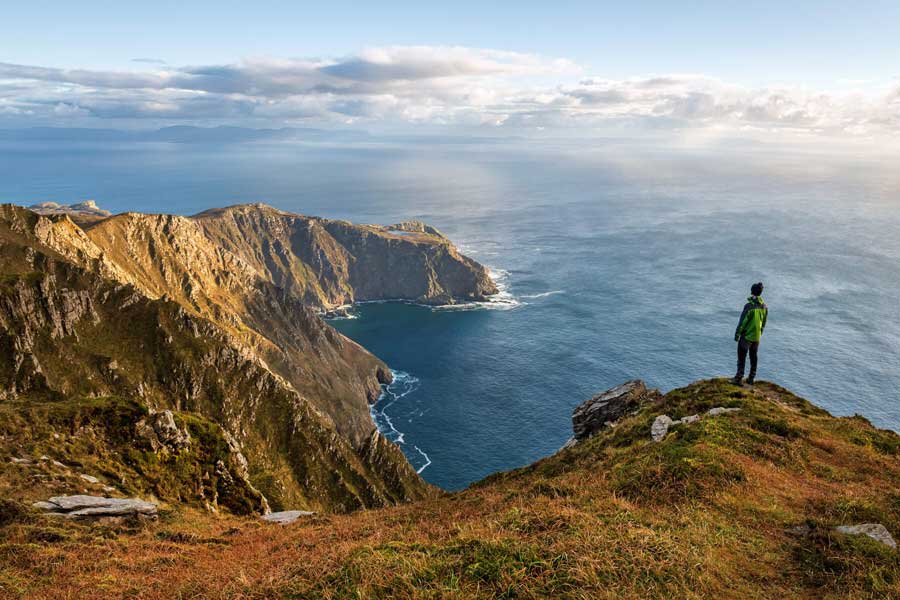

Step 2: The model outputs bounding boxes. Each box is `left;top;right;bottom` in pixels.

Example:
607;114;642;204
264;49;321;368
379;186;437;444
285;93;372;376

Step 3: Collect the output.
0;125;372;144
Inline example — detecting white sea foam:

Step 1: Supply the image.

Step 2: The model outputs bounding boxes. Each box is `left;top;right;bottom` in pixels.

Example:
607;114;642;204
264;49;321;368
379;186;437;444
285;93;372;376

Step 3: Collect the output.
520;290;565;299
320;304;359;320
371;370;432;474
430;267;523;312
412;446;432;474
327;313;359;320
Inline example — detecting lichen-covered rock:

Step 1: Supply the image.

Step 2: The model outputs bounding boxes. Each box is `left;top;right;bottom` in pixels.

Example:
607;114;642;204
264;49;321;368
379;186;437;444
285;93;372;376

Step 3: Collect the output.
262;510;316;524
651;415;674;442
572;380;660;440
835;523;897;549
651;407;742;442
34;495;157;519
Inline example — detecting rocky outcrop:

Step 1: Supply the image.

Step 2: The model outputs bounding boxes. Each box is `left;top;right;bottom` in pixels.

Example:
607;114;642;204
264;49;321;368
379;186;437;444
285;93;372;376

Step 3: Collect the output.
388;220;445;237
570;380;661;442
136;410;191;452
29;200;112;224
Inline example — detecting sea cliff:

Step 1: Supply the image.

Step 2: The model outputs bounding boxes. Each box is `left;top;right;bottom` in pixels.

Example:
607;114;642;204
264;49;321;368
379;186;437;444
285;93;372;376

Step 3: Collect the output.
0;202;497;513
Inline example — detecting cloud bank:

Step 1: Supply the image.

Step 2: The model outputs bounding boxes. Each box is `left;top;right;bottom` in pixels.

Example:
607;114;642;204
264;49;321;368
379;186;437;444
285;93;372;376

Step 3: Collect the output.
1;46;898;140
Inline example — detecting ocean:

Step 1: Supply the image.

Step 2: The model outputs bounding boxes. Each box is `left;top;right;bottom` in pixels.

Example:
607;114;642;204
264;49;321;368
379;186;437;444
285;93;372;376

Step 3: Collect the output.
2;137;898;491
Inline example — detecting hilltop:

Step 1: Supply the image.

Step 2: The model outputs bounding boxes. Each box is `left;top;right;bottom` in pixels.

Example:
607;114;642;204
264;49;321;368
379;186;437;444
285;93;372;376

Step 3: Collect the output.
2;378;899;598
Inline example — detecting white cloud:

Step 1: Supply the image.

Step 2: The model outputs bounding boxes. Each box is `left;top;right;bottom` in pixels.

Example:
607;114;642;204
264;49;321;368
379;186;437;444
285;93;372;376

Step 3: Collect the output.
0;48;898;140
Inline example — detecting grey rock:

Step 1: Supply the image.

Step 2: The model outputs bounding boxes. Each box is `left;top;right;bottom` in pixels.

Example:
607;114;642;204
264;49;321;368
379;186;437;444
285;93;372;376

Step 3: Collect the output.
43;495;117;510
835;524;897;549
651;415;674;442
67;503;157;518
10;457;34;465
152;410;191;450
39;495;157;519
707;407;741;417
652;407;743;441
676;414;701;425
559;436;578;451
572;380;658;440
137;410;190;452
262;510;316;524
79;474;100;484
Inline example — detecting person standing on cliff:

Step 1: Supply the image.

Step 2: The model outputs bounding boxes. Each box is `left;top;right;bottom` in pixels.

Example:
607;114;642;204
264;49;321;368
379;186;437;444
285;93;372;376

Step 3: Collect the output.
732;282;768;386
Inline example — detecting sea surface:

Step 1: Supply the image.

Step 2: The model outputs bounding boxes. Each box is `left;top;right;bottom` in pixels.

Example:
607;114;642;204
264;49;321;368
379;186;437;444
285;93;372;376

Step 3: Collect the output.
2;138;899;490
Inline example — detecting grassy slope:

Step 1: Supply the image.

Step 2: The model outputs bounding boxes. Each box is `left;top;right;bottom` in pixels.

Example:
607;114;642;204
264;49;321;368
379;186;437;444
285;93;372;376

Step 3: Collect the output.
2;379;899;599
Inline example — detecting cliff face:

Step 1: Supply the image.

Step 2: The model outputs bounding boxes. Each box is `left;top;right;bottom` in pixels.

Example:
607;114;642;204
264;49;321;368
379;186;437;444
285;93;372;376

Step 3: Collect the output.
0;202;495;514
191;204;498;307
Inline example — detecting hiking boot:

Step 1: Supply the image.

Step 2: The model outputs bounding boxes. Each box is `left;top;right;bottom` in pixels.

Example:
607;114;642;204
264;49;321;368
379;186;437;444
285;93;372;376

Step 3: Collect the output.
746;376;755;386
731;376;743;386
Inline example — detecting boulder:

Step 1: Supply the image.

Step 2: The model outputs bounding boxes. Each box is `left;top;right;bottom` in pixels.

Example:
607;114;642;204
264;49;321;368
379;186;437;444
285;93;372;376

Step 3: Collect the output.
651;415;674;442
262;510;316;524
835;523;897;549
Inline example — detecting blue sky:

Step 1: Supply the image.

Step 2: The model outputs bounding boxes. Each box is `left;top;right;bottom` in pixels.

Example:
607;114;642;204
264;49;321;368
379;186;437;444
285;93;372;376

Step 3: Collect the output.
1;1;898;138
4;1;898;85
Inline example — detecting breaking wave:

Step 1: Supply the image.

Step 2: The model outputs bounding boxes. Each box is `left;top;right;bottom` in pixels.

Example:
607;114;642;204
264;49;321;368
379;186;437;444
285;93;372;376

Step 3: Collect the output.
371;370;432;474
431;268;522;312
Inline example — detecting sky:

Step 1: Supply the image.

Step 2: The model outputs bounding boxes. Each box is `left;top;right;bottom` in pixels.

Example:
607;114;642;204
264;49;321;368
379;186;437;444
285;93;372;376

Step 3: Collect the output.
1;1;898;141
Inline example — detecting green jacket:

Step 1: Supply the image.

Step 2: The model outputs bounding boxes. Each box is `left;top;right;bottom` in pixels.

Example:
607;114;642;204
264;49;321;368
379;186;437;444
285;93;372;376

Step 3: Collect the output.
735;296;768;342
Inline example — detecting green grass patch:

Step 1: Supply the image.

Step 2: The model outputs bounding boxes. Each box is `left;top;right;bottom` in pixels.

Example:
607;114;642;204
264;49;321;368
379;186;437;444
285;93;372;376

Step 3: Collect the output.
315;538;573;598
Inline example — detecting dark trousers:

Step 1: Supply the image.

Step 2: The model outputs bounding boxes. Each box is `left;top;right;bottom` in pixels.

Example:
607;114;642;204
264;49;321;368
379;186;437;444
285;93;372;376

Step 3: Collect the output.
736;338;759;379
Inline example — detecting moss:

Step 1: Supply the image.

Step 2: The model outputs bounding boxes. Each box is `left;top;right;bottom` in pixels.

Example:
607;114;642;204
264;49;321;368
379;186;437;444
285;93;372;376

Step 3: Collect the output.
611;437;745;503
747;415;804;439
0;499;31;528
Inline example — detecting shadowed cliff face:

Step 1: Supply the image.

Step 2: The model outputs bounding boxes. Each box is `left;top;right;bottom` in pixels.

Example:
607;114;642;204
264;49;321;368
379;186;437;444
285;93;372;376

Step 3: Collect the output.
0;203;495;513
